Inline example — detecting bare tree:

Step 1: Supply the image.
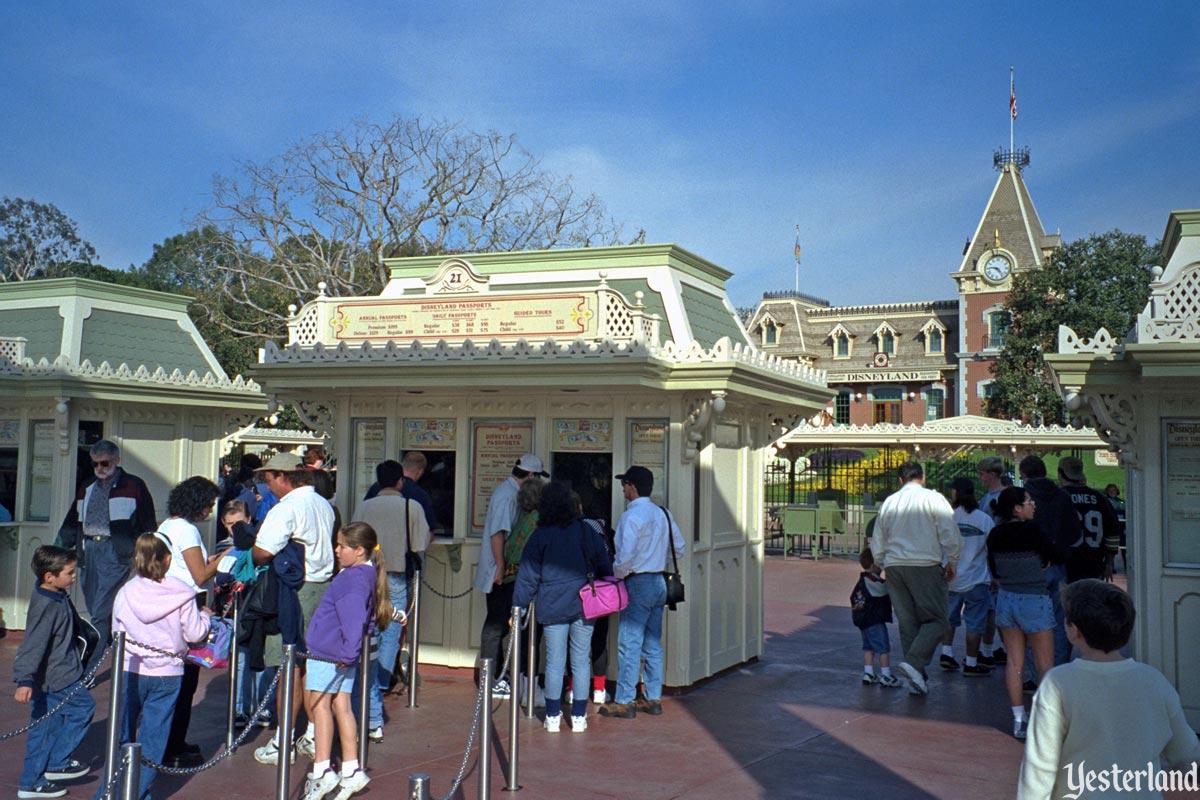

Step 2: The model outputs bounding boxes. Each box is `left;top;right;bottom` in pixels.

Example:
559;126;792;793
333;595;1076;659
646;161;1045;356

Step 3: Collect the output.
0;197;97;282
199;116;640;334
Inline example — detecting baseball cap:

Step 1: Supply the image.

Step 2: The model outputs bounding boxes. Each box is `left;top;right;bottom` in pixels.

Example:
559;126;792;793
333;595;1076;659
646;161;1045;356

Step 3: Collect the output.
615;465;654;496
1058;456;1086;483
515;454;549;477
257;452;303;472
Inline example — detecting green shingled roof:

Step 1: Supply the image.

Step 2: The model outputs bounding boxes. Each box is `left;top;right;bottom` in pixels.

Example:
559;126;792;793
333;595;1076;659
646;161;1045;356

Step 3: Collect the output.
80;308;212;374
0;308;64;362
680;284;746;348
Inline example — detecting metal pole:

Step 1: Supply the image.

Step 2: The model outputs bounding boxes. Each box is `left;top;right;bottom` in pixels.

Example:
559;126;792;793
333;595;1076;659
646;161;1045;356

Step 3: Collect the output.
407;568;421;709
408;774;431;800
357;630;370;767
102;631;127;798
226;592;240;751
524;603;536;720
276;644;296;800
505;608;522;792
479;657;493;800
119;742;141;800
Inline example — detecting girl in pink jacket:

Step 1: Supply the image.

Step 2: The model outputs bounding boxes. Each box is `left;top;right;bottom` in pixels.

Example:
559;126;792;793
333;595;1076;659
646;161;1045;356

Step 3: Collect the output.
104;534;210;800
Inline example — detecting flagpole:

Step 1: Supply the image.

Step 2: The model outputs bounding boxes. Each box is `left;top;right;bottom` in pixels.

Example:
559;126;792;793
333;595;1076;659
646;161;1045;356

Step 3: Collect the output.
1009;66;1014;154
793;224;800;294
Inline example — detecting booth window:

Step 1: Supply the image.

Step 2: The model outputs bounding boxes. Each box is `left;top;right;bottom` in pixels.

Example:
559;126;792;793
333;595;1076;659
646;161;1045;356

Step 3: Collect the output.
401;418;458;537
0;423;17;521
75;420;104;493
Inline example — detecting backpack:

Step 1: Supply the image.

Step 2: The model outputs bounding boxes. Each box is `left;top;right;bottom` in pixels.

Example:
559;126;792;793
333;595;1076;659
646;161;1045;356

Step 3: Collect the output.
850;573;891;629
187;616;234;669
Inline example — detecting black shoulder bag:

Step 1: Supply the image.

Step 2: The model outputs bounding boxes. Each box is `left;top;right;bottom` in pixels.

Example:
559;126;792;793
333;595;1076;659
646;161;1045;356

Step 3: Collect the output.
661;506;685;610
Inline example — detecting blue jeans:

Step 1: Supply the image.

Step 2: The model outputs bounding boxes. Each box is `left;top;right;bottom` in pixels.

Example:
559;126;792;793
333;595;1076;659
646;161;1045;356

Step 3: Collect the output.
1045;564;1070;665
20;681;95;790
81;538;130;648
350;634;381;729
105;672;181;800
373;573;410;720
543;618;593;718
616;573;667;704
237;659;275;720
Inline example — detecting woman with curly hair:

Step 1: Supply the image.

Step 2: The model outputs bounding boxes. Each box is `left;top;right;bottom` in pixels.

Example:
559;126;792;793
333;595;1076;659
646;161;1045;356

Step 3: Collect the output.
155;475;222;768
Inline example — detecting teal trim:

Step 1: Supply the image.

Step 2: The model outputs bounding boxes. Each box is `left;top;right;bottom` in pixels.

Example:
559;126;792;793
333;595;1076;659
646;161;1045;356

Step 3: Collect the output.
679;284;747;348
0;308;63;361
81;309;211;373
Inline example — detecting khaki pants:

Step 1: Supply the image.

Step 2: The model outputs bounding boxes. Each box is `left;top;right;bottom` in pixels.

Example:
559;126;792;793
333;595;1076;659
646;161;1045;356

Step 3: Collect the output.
885;564;949;672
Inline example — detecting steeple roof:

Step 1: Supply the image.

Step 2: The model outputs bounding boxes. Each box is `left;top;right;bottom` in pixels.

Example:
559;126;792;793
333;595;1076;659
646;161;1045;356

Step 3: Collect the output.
957;163;1061;273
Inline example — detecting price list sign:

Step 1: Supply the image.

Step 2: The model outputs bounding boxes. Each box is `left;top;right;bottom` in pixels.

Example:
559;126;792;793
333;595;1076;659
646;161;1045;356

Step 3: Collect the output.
471;421;534;531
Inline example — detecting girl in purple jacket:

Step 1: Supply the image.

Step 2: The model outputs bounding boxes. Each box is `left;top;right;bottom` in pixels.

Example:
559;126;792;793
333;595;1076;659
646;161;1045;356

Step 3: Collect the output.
300;522;393;800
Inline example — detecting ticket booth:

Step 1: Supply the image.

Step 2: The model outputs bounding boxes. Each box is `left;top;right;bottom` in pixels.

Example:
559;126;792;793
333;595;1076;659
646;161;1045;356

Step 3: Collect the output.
1048;209;1200;727
254;244;832;688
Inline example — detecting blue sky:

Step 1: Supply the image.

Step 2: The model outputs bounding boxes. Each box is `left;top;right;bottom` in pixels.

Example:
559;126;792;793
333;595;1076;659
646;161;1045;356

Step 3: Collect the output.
2;2;1197;309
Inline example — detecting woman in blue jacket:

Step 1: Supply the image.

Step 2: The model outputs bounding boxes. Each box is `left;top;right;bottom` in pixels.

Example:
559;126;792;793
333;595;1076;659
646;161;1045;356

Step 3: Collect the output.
513;481;613;734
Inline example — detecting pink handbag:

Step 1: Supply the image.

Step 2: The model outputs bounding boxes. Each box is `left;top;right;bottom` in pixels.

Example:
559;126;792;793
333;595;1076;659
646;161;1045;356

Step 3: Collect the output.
579;576;628;620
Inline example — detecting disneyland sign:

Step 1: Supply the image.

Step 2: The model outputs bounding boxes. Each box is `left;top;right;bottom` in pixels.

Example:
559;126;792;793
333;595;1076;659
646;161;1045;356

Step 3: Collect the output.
826;370;944;383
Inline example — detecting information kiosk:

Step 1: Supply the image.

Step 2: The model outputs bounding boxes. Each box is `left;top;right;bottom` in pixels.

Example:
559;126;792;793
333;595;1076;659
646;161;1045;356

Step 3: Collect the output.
255;244;832;688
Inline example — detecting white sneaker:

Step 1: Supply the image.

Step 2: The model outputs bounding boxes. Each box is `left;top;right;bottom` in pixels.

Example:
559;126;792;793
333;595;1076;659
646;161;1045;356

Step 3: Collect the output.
897;662;928;695
368;726;383;743
491;676;512;699
544;713;561;733
570;715;587;733
295;734;317;759
332;769;371;800
253;737;294;765
592;688;609;704
301;769;340;800
1013;717;1028;740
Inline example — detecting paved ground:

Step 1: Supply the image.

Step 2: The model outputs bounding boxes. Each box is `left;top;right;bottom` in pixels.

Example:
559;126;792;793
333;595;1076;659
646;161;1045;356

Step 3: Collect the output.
0;556;1177;799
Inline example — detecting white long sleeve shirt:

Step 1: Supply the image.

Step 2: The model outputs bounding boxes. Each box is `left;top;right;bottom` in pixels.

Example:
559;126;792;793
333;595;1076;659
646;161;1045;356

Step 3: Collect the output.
613;496;685;579
871;481;961;569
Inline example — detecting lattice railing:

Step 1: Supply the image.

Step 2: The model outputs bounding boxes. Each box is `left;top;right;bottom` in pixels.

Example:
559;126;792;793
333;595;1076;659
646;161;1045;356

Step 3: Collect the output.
0;337;26;363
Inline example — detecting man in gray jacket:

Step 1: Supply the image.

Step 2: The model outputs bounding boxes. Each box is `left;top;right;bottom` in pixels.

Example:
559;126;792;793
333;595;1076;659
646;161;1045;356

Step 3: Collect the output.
871;462;961;695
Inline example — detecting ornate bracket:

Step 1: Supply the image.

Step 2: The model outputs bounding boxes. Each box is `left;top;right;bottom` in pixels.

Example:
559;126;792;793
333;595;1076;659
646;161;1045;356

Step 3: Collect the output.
1063;388;1140;468
682;391;726;463
292;398;336;436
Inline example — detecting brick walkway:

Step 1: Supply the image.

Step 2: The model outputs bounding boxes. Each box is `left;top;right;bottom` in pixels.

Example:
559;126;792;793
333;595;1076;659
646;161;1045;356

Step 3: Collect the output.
0;557;1144;798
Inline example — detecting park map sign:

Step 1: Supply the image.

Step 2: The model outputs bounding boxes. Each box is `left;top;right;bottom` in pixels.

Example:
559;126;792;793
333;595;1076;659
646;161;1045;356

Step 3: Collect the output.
330;293;598;344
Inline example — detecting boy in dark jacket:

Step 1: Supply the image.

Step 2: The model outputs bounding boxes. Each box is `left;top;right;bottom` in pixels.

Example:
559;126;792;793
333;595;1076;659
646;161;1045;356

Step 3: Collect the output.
852;548;901;687
13;546;96;798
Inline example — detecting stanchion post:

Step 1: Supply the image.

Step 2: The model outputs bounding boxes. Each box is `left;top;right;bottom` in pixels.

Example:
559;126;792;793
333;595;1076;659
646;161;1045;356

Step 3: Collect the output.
226;592;240;751
276;644;296;800
407;568;421;709
119;742;141;800
102;632;126;799
505;608;522;792
524;603;536;720
408;773;431;800
357;630;370;767
479;657;493;800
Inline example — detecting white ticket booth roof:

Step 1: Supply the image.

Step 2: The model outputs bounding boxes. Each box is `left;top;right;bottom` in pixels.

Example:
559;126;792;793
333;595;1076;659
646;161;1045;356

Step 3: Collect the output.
254;244;834;688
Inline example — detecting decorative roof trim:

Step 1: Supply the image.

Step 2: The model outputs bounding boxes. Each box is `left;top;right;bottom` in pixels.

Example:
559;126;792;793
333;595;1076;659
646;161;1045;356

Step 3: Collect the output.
0;353;261;393
827;322;854;340
260;335;827;386
806;300;958;318
780;413;1103;448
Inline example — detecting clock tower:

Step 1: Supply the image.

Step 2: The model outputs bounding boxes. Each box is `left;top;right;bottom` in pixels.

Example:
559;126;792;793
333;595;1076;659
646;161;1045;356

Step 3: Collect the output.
952;148;1061;416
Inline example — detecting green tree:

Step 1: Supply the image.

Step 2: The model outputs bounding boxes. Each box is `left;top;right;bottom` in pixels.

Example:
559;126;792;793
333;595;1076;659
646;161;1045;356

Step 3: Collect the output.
0;197;97;281
989;230;1158;422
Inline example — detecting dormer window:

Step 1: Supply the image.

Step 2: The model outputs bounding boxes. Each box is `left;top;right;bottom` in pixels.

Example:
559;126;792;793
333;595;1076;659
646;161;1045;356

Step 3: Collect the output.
920;318;947;355
873;321;898;356
827;323;853;359
765;320;777;345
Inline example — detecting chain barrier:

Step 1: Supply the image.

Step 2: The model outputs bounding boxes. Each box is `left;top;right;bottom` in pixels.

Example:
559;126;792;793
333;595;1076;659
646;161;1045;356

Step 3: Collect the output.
420;576;474;601
97;743;131;800
434;664;489;800
491;623;519;716
0;640;115;741
139;665;284;775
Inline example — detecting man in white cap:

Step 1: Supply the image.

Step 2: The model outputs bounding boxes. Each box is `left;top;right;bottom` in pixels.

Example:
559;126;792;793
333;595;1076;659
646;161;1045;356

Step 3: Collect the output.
473;454;547;698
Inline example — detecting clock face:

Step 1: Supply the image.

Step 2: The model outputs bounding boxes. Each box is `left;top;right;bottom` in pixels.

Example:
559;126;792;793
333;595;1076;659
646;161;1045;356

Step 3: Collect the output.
983;255;1011;283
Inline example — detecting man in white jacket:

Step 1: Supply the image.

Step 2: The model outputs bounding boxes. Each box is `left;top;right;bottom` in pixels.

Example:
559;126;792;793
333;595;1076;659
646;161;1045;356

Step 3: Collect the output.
871;461;961;695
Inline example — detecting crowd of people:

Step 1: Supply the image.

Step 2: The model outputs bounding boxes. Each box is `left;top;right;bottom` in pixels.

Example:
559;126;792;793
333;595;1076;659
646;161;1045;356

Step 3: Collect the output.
861;456;1197;798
